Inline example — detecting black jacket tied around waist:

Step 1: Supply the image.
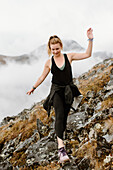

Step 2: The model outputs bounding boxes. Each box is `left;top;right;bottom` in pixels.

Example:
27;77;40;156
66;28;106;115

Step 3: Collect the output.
43;81;81;117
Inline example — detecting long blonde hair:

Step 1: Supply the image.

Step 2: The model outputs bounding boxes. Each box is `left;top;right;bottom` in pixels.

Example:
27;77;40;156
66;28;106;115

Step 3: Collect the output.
47;35;63;56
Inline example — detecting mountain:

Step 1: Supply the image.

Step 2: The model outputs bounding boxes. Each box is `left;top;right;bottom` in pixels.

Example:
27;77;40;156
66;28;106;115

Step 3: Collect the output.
0;55;7;65
0;40;84;65
0;40;113;66
63;39;84;52
0;58;113;169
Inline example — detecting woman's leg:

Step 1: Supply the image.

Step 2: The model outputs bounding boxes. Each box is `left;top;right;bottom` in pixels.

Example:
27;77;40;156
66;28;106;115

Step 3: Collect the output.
57;136;64;149
53;92;70;162
63;104;70;132
53;93;66;148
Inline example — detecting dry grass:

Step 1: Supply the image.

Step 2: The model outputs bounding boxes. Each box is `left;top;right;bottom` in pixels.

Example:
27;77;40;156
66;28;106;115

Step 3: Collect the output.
0;112;38;145
10;151;27;167
78;64;112;101
0;104;55;145
0;119;36;144
101;97;113;111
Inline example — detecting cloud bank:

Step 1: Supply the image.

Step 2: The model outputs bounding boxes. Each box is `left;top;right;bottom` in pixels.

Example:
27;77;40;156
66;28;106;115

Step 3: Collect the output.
0;0;113;55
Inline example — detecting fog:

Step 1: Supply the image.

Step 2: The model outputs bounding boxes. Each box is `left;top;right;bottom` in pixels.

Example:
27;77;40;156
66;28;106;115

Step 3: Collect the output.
0;52;104;121
0;0;113;55
0;58;50;120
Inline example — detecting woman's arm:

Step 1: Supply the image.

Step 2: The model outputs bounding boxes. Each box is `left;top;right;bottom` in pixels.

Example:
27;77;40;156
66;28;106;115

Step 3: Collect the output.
26;59;51;95
68;28;94;62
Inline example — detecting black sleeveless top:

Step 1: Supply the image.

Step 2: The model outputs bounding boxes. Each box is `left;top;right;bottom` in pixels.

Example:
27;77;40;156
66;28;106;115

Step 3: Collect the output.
51;54;73;85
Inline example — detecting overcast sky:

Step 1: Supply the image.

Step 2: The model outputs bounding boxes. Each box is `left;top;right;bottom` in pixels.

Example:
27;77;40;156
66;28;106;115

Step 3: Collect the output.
0;0;113;56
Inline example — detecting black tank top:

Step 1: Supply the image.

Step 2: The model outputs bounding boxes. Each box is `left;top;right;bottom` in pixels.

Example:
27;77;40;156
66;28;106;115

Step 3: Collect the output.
51;54;73;85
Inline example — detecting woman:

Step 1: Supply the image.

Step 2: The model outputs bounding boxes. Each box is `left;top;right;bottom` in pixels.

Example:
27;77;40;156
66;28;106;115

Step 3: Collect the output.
27;28;93;163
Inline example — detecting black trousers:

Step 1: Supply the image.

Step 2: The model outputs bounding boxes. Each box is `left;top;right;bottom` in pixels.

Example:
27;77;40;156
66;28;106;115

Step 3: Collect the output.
53;90;71;140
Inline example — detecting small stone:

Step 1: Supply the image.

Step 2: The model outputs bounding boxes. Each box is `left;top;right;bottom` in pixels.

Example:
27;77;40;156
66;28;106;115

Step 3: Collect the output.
97;150;103;157
89;128;95;139
108;79;113;86
95;102;102;110
103;134;113;143
104;90;113;99
103;154;112;165
86;91;95;98
94;123;103;132
26;159;33;166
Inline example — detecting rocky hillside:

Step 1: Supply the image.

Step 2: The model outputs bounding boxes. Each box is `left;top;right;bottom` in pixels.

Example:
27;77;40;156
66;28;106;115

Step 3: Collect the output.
0;58;113;170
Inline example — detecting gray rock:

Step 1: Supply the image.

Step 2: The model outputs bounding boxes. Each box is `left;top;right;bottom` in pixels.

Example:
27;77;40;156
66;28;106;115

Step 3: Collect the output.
108;60;113;66
59;161;78;170
86;91;95;99
95;102;102;110
105;84;113;90
77;157;91;170
108;79;113;86
67;112;86;131
89;70;96;77
104;90;113;99
0;156;13;170
36;118;48;136
109;108;113;114
86;104;94;115
0;116;16;126
15;131;40;152
79;103;89;112
103;134;113;144
25;132;58;166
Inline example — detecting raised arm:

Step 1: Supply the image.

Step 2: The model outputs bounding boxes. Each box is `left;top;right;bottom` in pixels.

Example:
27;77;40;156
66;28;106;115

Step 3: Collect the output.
26;59;51;95
68;28;94;62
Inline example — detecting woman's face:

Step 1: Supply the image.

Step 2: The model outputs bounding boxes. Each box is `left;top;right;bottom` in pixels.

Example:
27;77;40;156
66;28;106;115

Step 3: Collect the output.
50;43;62;57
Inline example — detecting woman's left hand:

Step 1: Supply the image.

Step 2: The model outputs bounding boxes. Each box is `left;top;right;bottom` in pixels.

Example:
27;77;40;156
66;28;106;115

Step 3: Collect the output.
87;28;93;39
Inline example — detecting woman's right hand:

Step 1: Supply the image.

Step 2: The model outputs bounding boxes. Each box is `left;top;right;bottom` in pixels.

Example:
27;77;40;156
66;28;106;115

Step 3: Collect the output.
26;88;34;95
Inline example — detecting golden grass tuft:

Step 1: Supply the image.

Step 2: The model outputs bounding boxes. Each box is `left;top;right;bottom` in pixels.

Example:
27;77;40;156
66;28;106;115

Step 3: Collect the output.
0;113;37;144
78;64;112;98
10;151;27;167
0;105;54;145
100;96;113;111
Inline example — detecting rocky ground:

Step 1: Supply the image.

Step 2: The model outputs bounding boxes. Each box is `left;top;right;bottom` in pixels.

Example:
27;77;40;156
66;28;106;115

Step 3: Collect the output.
0;58;113;170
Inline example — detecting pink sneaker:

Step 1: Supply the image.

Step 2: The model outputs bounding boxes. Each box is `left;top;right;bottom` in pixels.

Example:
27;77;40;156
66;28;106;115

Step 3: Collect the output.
58;147;70;163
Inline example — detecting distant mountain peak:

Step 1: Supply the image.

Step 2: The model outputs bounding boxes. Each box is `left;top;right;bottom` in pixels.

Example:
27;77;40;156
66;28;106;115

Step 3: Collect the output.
62;39;84;51
0;40;113;66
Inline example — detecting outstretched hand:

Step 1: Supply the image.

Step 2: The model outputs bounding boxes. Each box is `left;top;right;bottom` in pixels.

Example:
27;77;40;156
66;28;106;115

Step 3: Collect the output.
87;28;93;39
26;88;34;95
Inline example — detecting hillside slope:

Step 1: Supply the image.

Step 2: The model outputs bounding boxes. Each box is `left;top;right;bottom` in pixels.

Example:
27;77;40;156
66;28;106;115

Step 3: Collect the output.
0;58;113;170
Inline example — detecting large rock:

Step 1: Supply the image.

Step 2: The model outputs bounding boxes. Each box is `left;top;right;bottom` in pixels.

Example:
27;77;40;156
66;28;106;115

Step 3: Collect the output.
25;130;57;166
0;156;13;170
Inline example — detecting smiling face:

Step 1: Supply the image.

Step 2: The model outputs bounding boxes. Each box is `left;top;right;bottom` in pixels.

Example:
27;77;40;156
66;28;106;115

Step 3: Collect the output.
47;35;63;56
50;43;62;57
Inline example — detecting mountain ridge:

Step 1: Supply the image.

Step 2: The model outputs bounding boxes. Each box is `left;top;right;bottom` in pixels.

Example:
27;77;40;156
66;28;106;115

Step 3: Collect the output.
0;40;113;66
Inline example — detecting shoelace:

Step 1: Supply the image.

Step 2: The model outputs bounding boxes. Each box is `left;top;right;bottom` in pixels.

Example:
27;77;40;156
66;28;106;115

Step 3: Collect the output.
59;148;67;156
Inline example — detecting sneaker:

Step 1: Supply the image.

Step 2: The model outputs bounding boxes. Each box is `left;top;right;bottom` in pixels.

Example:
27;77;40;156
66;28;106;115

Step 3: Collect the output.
58;147;70;163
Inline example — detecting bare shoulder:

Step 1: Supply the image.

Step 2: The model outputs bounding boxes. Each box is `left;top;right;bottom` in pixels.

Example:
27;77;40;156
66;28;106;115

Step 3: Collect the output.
67;53;74;63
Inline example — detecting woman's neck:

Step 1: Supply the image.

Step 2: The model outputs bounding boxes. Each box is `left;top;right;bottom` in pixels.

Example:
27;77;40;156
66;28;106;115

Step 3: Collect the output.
54;53;63;58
